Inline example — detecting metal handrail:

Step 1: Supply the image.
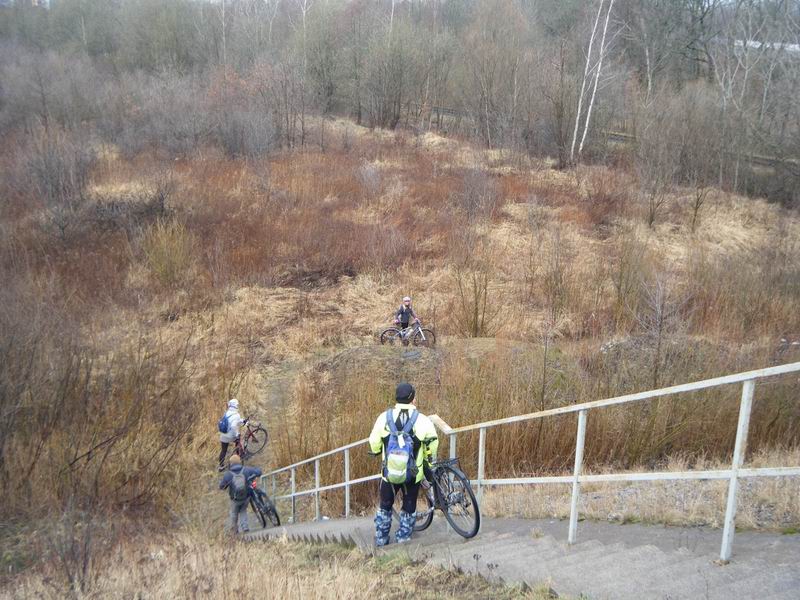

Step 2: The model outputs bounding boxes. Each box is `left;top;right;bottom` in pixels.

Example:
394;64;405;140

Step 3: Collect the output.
447;361;800;434
262;361;800;562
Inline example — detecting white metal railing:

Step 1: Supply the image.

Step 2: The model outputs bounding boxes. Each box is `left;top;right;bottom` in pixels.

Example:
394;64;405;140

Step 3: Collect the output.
262;361;800;562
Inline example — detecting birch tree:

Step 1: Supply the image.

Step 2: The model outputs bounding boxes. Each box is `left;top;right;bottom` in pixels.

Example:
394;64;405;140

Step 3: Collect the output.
570;0;616;163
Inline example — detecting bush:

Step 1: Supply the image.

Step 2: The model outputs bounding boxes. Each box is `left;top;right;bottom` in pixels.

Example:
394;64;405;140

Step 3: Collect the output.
451;168;500;220
24;129;96;238
141;219;196;288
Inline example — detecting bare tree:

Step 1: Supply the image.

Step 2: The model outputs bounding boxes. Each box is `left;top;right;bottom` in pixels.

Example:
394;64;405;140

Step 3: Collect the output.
24;129;96;239
570;0;616;163
633;274;689;388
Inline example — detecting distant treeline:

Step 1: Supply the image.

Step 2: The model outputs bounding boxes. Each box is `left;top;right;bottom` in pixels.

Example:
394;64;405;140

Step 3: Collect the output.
1;0;799;203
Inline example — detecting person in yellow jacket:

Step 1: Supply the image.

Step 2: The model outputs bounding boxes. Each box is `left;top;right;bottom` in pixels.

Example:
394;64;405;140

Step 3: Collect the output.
368;382;439;546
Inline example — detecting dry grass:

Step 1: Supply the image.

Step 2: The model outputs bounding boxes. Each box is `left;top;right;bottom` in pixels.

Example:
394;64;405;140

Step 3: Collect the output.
2;116;800;571
2;527;552;600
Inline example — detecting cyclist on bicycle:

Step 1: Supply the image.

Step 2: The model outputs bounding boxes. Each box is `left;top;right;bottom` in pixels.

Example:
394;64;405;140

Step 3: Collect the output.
394;296;419;338
219;454;262;535
368;382;439;546
218;398;244;471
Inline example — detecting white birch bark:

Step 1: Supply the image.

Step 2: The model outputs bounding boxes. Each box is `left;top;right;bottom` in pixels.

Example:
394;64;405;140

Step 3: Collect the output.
578;0;615;158
570;0;605;164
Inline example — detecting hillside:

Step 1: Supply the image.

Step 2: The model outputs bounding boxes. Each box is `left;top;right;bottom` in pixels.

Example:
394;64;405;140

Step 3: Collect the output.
3;118;800;595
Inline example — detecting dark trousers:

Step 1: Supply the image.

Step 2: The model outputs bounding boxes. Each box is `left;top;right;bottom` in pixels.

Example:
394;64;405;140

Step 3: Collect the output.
379;479;420;513
218;442;230;467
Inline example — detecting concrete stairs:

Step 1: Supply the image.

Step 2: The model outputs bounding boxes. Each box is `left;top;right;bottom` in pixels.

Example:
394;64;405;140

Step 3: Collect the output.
247;516;800;599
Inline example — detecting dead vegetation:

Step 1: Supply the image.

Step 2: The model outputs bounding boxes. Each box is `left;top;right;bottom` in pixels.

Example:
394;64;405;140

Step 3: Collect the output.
2;116;800;589
2;530;552;600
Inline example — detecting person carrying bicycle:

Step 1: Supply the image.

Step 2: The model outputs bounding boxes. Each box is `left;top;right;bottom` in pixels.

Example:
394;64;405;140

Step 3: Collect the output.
394;296;419;336
218;398;244;471
368;382;439;546
219;454;262;535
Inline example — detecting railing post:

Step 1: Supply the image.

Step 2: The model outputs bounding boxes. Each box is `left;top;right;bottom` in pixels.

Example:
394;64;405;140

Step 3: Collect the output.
720;380;755;563
477;427;486;503
314;458;321;521
290;467;296;524
568;409;588;545
449;433;457;460
344;448;351;518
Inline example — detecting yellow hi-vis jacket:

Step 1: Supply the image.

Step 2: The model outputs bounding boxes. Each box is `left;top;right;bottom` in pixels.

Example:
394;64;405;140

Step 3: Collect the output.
369;403;439;484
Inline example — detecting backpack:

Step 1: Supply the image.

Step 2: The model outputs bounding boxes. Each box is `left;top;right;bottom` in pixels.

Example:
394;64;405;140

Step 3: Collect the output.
383;409;419;485
218;413;229;434
230;470;249;502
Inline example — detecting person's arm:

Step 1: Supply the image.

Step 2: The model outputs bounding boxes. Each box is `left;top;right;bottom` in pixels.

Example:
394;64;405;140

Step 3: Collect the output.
368;413;387;455
417;417;439;463
219;472;231;490
230;414;245;437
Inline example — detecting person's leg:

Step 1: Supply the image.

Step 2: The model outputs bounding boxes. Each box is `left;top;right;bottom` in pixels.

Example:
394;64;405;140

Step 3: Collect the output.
400;482;420;513
227;499;238;535
374;480;395;546
396;482;420;543
237;500;249;533
218;442;229;470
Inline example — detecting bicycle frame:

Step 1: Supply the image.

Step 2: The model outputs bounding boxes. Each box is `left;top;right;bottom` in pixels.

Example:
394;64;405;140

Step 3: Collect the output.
420;460;461;516
400;322;424;340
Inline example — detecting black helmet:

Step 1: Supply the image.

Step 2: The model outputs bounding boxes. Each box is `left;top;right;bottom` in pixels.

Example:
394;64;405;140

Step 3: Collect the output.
396;382;416;402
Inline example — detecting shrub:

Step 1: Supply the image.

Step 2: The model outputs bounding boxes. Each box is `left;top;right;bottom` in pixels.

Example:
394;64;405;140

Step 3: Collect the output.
451;168;500;220
24;129;96;238
356;162;381;198
141;219;196;288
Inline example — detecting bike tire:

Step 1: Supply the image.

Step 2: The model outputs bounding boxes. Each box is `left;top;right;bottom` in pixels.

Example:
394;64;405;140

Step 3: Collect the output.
250;495;268;529
244;426;268;457
380;328;401;345
391;486;434;532
412;328;436;348
438;465;480;539
266;501;281;527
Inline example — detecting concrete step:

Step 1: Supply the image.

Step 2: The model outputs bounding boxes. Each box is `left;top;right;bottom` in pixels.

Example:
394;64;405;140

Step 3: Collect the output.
713;565;799;600
482;535;569;568
245;516;800;600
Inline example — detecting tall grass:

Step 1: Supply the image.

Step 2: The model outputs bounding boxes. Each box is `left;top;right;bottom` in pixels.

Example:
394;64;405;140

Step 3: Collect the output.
271;340;800;518
2;120;800;547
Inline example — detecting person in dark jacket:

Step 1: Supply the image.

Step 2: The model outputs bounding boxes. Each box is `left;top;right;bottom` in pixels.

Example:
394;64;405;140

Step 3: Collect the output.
219;454;262;535
394;296;419;329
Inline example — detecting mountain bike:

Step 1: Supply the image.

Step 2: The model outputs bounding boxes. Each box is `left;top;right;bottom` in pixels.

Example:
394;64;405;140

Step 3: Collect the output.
233;418;269;460
379;320;436;348
249;480;281;528
391;459;480;538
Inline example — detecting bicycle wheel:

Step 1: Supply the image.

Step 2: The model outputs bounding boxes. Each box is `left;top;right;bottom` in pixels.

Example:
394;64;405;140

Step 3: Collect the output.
412;328;436;348
391;485;434;532
438;465;480;538
265;499;281;527
243;426;268;457
250;495;268;528
380;328;401;345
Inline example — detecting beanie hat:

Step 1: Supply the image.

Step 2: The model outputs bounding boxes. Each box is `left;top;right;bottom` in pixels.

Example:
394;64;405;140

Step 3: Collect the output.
396;382;415;402
230;454;242;465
